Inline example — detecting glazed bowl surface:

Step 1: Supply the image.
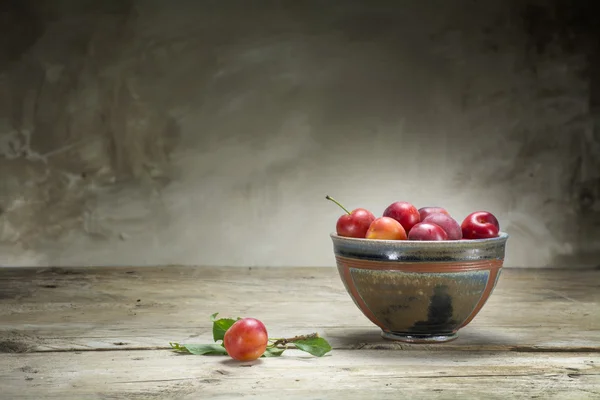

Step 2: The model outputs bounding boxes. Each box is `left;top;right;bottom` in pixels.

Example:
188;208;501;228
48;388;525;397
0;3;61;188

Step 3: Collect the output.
330;232;509;343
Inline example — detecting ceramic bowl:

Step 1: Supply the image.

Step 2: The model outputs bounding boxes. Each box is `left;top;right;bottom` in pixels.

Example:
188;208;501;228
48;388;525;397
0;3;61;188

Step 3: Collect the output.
330;232;509;343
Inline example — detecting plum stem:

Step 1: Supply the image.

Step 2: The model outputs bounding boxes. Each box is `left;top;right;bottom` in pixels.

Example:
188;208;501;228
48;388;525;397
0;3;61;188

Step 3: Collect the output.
325;195;351;215
269;333;319;347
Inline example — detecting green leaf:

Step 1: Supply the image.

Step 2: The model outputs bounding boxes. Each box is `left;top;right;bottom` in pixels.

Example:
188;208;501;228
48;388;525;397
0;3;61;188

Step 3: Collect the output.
170;342;228;356
169;342;187;352
213;318;238;342
293;337;332;357
210;313;242;342
262;347;285;357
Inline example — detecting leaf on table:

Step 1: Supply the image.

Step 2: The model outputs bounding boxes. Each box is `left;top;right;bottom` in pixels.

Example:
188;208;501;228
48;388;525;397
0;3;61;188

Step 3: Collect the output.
170;342;228;356
170;342;187;352
213;318;239;342
262;347;285;357
210;312;242;342
293;337;332;357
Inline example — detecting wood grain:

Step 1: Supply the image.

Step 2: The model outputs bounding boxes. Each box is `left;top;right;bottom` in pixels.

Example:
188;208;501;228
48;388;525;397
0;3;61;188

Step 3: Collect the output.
0;266;599;398
0;267;598;352
1;350;599;399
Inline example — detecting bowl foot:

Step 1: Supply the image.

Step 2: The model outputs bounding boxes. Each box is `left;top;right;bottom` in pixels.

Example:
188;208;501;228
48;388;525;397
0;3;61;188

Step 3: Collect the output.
381;330;458;344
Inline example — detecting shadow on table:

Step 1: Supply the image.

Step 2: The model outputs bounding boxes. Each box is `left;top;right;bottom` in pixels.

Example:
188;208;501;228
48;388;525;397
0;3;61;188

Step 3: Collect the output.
218;358;266;367
326;327;520;352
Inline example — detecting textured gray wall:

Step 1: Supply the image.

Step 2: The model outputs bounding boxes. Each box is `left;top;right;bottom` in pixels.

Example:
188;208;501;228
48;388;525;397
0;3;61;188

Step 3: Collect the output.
1;0;599;267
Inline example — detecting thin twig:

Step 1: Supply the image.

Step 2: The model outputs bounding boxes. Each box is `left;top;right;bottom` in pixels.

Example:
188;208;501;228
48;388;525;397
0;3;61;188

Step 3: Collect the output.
271;333;319;347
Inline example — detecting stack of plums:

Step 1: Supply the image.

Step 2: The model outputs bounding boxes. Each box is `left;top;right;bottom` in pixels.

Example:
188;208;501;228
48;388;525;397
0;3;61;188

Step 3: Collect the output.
326;196;500;241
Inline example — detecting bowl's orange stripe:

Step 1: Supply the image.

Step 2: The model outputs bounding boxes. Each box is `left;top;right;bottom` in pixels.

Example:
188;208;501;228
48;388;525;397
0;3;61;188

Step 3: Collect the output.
337;264;387;330
335;256;503;273
458;267;500;328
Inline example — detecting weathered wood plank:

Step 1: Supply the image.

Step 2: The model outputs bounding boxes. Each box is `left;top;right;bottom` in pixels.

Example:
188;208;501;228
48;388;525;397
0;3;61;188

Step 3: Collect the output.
0;267;599;352
0;350;598;399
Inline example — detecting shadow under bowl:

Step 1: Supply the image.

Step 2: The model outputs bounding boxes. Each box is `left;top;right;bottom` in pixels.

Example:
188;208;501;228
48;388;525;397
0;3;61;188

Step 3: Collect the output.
330;232;509;343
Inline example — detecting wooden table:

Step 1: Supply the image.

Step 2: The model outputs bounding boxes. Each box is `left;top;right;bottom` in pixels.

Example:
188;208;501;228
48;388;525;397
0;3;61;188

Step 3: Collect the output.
0;266;599;399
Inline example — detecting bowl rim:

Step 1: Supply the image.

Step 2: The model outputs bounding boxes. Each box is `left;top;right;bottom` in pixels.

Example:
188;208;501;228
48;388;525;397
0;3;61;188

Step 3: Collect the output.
330;231;509;246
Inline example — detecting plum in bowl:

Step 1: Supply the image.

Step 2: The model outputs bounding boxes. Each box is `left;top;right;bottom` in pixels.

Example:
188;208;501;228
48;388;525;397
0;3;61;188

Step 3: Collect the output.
330;232;509;343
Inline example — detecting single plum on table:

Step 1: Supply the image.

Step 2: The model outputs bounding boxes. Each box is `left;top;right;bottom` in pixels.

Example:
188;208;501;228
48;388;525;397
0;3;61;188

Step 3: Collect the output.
223;318;269;361
326;195;375;238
